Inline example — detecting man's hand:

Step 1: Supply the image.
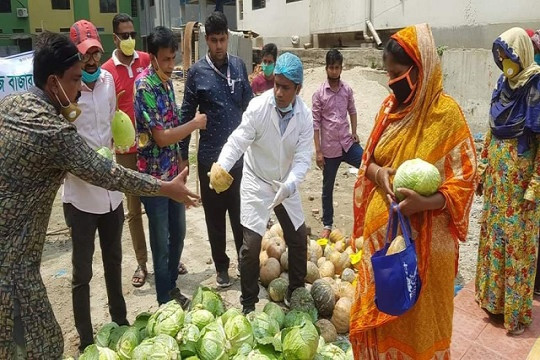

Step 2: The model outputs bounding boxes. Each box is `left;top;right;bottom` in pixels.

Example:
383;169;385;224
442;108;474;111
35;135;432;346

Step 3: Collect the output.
161;167;200;207
316;151;325;170
179;159;189;180
193;112;207;130
208;162;234;193
268;180;295;210
352;133;360;143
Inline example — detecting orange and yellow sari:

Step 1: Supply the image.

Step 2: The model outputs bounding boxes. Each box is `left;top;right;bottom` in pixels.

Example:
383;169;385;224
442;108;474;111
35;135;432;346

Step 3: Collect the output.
350;24;477;360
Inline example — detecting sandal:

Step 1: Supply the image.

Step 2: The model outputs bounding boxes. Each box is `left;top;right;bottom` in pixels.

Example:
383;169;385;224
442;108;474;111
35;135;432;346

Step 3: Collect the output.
508;323;525;336
320;228;331;240
131;265;147;288
178;262;188;275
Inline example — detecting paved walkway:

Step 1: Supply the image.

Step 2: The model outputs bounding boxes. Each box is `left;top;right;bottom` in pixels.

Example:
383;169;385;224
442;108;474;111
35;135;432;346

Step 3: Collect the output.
452;282;540;359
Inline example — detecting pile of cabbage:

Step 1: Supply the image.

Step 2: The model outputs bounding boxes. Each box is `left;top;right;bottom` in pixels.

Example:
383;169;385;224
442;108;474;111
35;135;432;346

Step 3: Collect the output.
74;286;353;360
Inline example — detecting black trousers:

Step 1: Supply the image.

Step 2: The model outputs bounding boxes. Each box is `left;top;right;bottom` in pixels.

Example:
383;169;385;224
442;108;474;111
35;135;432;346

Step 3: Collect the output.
240;204;307;306
198;162;244;272
63;203;128;351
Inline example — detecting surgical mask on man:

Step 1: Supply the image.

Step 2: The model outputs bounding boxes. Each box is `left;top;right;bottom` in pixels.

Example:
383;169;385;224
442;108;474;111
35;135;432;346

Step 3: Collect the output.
118;36;136;56
502;58;520;78
388;66;417;104
276;100;293;113
54;76;81;122
82;67;101;83
261;63;275;77
152;61;170;82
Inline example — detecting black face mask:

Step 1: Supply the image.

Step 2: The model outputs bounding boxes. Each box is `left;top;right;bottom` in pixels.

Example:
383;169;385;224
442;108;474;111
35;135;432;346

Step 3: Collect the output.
328;76;340;81
388;66;417;104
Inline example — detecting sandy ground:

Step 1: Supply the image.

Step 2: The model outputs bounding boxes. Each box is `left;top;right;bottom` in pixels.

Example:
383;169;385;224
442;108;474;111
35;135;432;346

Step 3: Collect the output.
40;66;483;356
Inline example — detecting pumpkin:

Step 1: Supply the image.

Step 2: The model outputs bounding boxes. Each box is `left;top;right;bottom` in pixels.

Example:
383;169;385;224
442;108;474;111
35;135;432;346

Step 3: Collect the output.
260;258;281;287
354;236;364;251
328;251;342;269
323;244;335;259
261;232;273;251
335;252;352;275
331;297;352;334
334;240;345;253
315;319;337;343
317;256;326;268
280;251;289;272
344;236;351;247
318;261;335;278
268;223;284;239
268;277;289;302
290;287;318;321
338;280;355;300
311;279;336;318
259;251;269;268
341;268;356;283
344;246;354;255
329;229;345;243
267;241;286;260
322;277;339;301
305;261;320;284
307;240;323;262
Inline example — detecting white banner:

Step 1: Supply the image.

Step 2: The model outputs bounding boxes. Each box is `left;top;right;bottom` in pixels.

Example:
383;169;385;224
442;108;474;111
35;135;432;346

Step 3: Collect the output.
0;51;34;99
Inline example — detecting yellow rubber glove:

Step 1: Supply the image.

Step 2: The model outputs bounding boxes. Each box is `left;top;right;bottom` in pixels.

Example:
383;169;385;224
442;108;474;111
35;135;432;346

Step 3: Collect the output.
208;162;234;194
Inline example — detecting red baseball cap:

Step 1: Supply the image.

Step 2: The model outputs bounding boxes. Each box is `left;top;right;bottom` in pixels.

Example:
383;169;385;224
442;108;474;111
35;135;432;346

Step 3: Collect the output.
70;20;103;54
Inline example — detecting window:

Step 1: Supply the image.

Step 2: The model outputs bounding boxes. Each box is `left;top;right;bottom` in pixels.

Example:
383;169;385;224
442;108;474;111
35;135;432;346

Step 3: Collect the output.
12;28;24;33
140;0;144;10
239;0;243;20
286;0;301;2
51;0;70;10
97;27;105;32
35;28;43;33
59;27;70;33
252;0;265;10
131;0;138;17
0;0;11;13
100;0;117;13
150;0;154;6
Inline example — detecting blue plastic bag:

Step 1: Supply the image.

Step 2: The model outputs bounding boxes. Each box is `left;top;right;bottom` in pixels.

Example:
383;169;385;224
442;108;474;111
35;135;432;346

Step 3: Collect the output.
371;203;421;316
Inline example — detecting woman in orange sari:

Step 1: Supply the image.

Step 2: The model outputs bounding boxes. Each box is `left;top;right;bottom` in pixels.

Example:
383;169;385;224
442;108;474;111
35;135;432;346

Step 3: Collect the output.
350;24;477;359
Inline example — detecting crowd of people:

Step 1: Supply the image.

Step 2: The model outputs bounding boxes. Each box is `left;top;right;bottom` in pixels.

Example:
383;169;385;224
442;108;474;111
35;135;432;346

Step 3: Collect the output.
0;8;538;360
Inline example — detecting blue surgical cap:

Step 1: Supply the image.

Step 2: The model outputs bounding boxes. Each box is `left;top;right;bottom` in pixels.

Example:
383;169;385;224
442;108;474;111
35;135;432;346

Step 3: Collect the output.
274;52;303;85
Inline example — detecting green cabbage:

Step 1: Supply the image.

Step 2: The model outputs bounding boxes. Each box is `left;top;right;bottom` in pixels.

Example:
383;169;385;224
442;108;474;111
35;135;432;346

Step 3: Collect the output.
132;334;179;359
197;321;229;360
393;158;442;201
247;312;280;341
108;325;129;350
186;307;215;330
283;310;313;329
96;146;113;160
116;327;141;359
263;303;285;329
282;321;319;360
225;314;254;355
146;300;185;337
95;323;119;348
177;323;201;358
191;286;226;316
221;308;243;327
315;343;347;360
79;344;119;360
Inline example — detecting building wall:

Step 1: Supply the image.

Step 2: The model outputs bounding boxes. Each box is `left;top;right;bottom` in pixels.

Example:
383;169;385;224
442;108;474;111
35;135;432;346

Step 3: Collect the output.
236;0;311;48
310;0;364;35
29;0;75;33
0;0;31;55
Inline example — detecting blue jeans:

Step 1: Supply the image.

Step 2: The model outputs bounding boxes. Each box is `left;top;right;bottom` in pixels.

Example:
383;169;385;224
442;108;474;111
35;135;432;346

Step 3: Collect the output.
322;142;364;228
140;196;186;304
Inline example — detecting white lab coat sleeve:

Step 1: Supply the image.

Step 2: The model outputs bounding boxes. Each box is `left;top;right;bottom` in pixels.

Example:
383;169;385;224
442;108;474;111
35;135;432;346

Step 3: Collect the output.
285;110;314;188
217;106;258;172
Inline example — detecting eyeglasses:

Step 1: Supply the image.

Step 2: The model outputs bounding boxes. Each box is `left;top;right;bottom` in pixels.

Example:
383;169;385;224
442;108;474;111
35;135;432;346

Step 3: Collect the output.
115;32;137;40
63;52;82;64
81;51;103;63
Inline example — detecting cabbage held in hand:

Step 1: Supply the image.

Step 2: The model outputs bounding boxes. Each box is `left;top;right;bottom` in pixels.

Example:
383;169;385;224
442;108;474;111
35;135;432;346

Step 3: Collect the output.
96;146;114;160
111;108;135;152
393;159;442;201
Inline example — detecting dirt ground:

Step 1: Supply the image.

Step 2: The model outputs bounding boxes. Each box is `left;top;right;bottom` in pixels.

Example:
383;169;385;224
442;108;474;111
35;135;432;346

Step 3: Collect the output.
41;66;483;356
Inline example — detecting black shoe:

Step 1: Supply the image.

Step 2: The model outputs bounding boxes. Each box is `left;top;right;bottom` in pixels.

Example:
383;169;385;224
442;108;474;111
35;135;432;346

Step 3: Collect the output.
242;305;255;315
284;289;292;308
216;271;232;288
170;287;190;310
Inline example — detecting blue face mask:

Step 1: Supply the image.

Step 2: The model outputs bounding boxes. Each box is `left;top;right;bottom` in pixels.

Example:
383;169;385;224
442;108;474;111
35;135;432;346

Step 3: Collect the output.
535;53;540;65
82;67;101;83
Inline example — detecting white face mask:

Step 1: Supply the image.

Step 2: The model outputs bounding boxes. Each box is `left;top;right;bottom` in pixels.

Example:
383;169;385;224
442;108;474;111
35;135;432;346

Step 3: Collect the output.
54;76;81;122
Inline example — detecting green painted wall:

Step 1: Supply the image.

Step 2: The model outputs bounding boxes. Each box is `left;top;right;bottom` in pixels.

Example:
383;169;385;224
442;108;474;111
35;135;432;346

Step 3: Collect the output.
0;0;31;53
73;0;90;21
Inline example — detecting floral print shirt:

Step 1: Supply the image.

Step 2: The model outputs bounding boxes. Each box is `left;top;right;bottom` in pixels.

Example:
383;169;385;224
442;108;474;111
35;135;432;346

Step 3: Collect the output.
134;66;182;181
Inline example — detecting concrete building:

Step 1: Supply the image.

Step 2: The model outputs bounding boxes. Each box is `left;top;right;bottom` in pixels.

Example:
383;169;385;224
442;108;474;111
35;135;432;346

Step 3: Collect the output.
236;0;540;49
0;0;143;58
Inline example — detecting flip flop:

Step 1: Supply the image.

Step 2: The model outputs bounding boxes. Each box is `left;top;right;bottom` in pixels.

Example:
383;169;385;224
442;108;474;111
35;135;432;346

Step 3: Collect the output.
131;265;147;288
178;262;188;275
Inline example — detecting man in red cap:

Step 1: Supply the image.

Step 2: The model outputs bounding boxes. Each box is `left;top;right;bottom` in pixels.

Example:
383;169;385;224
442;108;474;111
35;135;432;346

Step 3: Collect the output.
67;19;128;352
102;14;154;288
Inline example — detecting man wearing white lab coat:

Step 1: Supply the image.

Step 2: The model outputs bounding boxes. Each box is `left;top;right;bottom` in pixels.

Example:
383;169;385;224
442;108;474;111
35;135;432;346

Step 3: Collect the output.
209;53;313;314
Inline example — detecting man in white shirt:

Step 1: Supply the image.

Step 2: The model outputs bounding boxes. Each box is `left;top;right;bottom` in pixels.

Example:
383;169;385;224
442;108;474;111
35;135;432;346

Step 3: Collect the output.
63;20;128;352
209;53;313;314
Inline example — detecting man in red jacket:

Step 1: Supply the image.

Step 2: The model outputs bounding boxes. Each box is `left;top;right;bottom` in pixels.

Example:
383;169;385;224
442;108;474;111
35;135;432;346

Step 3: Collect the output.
102;13;153;288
